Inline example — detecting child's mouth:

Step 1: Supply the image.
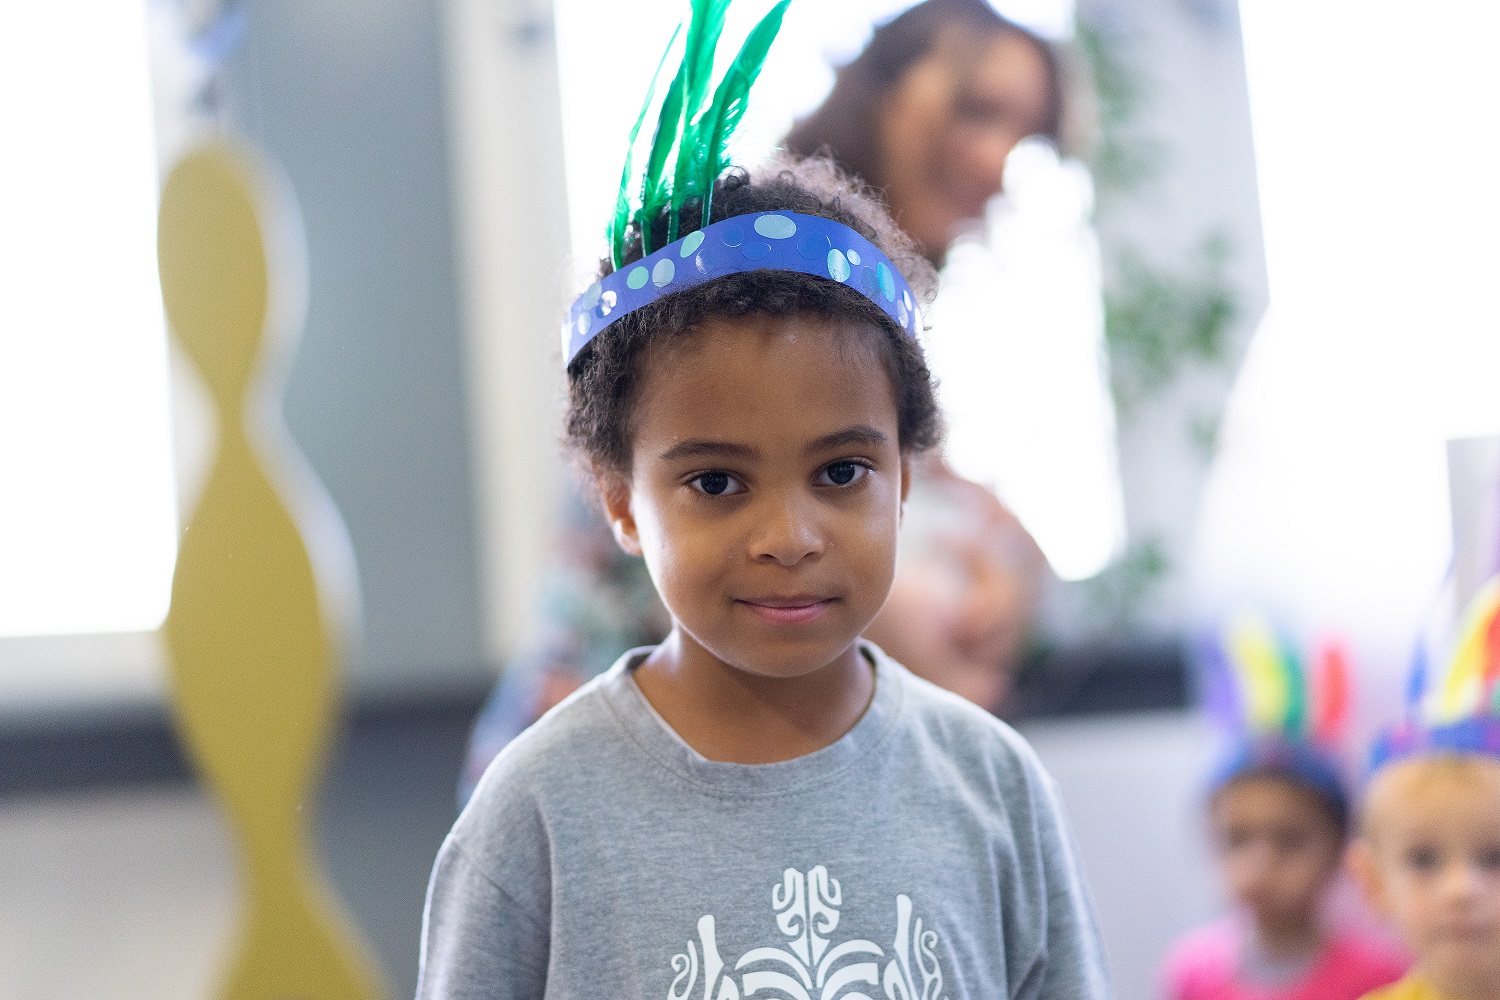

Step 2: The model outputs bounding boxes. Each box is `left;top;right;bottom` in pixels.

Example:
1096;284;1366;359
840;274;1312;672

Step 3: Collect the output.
737;596;835;626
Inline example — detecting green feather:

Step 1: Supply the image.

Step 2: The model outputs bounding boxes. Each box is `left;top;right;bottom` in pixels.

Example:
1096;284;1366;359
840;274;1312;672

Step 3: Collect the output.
699;0;791;228
611;22;682;269
637;58;689;256
669;0;732;241
1281;641;1308;737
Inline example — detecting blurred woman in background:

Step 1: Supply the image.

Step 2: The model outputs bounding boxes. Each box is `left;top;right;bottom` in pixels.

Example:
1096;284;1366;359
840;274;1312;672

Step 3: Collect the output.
785;0;1060;265
461;0;1064;801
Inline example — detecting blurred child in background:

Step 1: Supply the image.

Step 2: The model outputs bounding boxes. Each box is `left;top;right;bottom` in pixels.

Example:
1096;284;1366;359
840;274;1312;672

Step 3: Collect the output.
1162;614;1407;1000
1351;581;1500;1000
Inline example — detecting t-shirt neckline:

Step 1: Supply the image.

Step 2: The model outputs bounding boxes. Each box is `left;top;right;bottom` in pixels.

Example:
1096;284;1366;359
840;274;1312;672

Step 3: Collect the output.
599;639;905;798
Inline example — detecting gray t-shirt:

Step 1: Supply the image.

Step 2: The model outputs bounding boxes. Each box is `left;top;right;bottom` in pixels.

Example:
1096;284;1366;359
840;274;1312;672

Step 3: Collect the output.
418;642;1112;999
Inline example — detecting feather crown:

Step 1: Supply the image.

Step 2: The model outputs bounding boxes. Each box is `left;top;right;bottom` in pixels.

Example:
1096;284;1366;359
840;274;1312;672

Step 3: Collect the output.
1372;575;1500;769
609;0;792;270
1201;609;1353;748
1199;610;1354;820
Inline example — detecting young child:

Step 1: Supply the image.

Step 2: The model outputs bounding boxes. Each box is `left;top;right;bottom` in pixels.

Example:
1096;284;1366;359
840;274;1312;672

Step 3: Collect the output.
1162;614;1407;1000
1350;581;1500;1000
416;3;1110;997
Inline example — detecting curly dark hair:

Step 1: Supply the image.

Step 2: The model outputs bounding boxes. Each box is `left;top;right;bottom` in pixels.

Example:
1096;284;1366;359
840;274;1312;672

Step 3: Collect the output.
566;156;943;475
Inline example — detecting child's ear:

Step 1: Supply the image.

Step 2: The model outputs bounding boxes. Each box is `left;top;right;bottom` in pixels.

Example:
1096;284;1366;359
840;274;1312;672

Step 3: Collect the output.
899;455;912;515
597;470;644;557
1346;837;1388;916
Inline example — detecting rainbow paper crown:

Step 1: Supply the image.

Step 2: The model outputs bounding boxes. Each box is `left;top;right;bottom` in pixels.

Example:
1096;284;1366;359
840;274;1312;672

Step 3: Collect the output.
1203;610;1353;747
1372;575;1500;769
1201;611;1354;816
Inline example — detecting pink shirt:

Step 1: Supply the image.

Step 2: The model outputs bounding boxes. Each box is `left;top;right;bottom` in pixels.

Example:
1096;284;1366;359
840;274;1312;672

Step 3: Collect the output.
1162;919;1408;1000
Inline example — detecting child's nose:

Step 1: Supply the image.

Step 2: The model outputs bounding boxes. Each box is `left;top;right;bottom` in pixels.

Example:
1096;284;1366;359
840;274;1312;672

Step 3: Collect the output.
1438;860;1485;903
750;497;824;567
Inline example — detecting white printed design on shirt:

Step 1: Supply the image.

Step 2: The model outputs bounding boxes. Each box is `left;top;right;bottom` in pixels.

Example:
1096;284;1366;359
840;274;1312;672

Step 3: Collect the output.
667;865;946;1000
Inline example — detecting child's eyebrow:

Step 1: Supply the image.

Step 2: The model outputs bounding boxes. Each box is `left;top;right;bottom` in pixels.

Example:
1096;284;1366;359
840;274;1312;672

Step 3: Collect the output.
807;425;888;454
659;439;758;462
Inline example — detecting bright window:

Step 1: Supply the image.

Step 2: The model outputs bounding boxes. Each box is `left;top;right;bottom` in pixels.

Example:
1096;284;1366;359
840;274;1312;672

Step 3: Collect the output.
1194;2;1500;656
0;0;177;638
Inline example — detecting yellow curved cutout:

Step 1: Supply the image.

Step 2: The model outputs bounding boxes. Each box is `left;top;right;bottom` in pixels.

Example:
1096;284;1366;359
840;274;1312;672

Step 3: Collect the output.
158;139;388;1000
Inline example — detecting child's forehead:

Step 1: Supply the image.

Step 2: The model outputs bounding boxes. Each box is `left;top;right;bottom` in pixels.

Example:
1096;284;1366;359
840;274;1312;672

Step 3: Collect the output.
639;313;893;398
1364;755;1500;836
1211;775;1335;823
663;310;885;361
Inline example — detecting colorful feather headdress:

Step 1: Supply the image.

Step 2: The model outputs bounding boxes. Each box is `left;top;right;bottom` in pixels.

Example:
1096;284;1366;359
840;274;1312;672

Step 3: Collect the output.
1372;575;1500;768
562;0;925;367
1200;610;1354;815
1203;610;1353;748
611;0;791;267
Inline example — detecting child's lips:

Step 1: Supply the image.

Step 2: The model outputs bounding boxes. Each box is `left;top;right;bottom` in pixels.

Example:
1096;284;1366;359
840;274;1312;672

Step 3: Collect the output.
737;596;835;626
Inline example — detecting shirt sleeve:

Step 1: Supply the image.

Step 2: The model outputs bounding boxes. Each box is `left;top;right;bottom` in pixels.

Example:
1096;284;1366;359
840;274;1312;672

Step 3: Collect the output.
416;835;550;1000
1011;769;1114;1000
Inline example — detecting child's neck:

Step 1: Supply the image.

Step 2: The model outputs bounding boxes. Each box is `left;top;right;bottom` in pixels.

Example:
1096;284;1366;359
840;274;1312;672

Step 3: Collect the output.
1248;912;1322;963
632;629;875;765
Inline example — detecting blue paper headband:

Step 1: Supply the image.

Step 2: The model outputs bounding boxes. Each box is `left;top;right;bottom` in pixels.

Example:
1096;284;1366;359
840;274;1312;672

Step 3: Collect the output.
1370;716;1500;772
562;212;923;367
1210;736;1351;829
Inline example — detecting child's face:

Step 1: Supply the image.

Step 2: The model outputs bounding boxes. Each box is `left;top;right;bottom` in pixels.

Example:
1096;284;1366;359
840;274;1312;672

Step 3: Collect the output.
1210;776;1344;933
601;312;909;680
1354;758;1500;995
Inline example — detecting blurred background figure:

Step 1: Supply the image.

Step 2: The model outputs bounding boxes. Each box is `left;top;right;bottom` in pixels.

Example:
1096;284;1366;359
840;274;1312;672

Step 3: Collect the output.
1161;617;1406;1000
460;0;1061;802
784;0;1061;265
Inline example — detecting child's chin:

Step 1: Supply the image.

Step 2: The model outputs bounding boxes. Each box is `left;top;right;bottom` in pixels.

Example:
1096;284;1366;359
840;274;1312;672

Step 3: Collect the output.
713;636;865;679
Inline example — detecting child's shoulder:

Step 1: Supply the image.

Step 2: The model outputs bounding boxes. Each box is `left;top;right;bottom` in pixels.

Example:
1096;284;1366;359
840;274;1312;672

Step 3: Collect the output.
1322;930;1411;989
453;657;640;838
465;659;631;794
1159;917;1240;995
871;644;1060;798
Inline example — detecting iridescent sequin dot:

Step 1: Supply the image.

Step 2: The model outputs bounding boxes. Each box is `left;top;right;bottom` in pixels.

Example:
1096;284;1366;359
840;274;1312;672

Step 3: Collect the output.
877;262;896;302
720;224;746;247
827;248;850;282
858;266;878;295
897;301;909;327
626;266;649;290
596;289;617;317
753;214;797;239
797;231;831;260
902;289;913;311
680;230;705;257
581;282;602;311
742;241;772;261
847;248;862;265
693;252;712;276
652;258;675;286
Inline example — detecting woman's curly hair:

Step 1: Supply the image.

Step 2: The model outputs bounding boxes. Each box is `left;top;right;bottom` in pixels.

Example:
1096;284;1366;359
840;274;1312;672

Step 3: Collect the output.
565;156;943;476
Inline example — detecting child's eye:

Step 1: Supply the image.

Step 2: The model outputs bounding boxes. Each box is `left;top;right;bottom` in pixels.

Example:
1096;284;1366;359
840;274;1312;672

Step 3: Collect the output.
1405;845;1440;871
817;460;868;488
1477;846;1500;872
690;471;743;496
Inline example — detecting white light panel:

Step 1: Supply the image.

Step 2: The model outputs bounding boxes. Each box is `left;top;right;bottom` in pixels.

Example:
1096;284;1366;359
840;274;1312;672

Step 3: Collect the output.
0;0;177;637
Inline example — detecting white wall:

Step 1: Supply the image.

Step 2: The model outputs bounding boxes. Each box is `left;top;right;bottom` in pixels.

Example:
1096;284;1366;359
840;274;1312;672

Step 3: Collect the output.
1023;712;1220;1000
